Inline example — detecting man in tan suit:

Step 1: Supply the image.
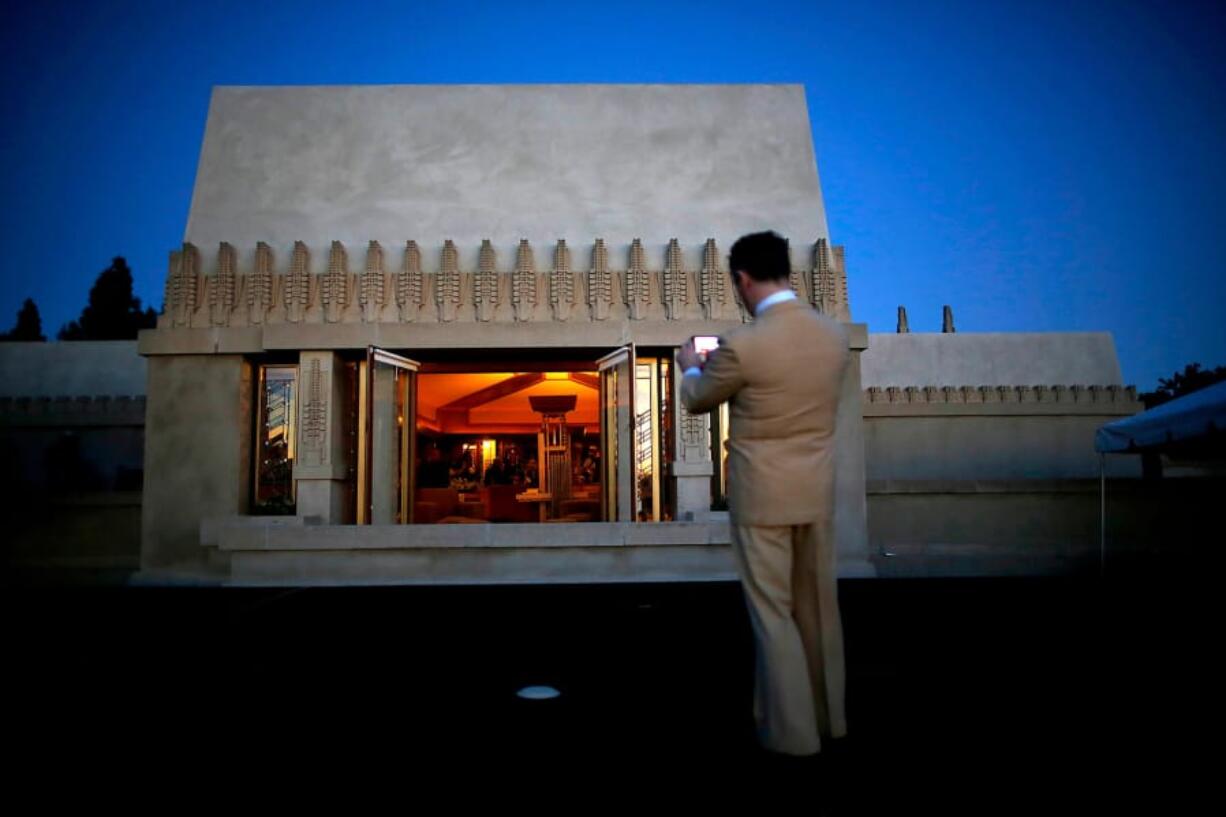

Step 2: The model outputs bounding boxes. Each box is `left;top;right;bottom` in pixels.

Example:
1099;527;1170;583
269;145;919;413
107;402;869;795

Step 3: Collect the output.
679;230;849;757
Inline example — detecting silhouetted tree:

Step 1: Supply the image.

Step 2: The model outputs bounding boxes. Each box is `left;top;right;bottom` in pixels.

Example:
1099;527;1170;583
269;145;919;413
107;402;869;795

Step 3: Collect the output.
0;298;46;341
1140;363;1226;409
58;257;157;340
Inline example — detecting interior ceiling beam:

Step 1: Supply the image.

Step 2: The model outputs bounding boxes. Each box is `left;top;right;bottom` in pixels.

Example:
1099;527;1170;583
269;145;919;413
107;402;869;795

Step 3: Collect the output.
440;373;545;411
568;373;600;391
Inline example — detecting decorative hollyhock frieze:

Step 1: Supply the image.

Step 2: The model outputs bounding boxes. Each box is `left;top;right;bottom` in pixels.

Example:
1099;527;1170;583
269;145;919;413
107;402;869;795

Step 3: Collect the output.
321;241;350;323
285;241;312;324
588;239;613;321
832;245;851;321
165;242;201;327
157;235;856;327
360;240;386;323
210;242;237;326
663;239;688;320
698;238;727;320
397;240;424;322
625;238;651;320
437;240;462;322
512;239;538;322
474;239;499;322
549;239;574;322
247;242;275;325
812;239;836;315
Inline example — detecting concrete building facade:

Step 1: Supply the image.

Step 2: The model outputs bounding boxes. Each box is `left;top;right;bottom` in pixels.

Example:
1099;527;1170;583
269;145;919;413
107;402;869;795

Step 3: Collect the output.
2;84;1146;585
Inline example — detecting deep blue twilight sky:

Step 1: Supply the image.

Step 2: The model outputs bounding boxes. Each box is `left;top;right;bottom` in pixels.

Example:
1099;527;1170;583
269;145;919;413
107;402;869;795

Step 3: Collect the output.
1;0;1223;390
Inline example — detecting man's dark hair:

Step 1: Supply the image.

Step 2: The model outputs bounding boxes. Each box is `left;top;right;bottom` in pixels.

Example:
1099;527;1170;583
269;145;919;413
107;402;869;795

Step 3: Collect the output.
728;231;790;282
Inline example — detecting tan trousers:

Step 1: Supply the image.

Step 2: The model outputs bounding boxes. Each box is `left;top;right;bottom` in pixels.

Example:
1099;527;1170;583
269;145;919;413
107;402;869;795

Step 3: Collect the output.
730;520;847;755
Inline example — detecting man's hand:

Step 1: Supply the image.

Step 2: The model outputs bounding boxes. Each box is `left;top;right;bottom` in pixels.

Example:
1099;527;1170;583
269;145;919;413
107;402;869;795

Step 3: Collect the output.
678;339;704;372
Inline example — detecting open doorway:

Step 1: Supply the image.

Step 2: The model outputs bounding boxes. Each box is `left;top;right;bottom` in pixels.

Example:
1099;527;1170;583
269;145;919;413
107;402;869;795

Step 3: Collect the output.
353;348;674;525
414;368;604;523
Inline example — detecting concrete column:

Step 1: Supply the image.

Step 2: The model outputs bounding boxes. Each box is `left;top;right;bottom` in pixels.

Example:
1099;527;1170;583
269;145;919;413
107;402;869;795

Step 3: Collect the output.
672;353;715;522
836;324;875;577
141;355;252;575
295;351;349;523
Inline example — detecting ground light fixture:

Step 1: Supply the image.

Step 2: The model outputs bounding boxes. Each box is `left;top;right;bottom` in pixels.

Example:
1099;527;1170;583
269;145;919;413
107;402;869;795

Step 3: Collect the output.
517;685;562;700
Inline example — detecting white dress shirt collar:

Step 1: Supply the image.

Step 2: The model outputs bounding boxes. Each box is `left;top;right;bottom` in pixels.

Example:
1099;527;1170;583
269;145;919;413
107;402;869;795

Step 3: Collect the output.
755;288;798;317
683;290;798;379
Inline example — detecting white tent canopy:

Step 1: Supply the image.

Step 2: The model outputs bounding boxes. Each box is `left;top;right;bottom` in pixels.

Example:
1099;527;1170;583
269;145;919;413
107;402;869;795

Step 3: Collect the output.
1094;380;1225;575
1095;381;1226;454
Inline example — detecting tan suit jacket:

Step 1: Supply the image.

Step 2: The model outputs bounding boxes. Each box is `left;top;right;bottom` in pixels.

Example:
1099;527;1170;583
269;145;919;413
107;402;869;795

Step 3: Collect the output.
681;299;849;525
681;296;851;753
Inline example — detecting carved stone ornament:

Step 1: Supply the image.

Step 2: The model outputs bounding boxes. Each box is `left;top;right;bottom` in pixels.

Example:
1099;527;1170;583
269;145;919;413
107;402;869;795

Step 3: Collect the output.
397;240;424;321
512;239;538;322
437;240;461;322
360;240;386;323
588;239;613;321
679;408;710;462
474;239;500;322
789;267;804;303
154;235;855;328
865;384;1140;406
625;238;651;320
699;238;726;320
247;242;275;325
321;241;350;323
285;241;312;324
549;239;574;321
210;242;237;326
166;242;201;327
299;357;328;467
833;245;851;321
662;239;688;320
812;239;835;315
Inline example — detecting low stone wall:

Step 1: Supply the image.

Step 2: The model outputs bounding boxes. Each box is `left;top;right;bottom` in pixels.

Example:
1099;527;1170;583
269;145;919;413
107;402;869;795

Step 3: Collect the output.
867;477;1216;578
861;332;1125;388
0;341;146;398
1;387;146;581
860;375;1148;576
4;491;141;581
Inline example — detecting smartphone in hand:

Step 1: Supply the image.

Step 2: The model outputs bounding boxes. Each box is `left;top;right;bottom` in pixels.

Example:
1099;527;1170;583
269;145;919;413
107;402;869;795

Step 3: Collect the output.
692;335;719;363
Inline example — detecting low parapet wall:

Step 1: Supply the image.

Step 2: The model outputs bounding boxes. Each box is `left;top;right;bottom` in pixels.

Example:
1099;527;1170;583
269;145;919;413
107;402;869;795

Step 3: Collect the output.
0;395;147;427
864;384;1137;413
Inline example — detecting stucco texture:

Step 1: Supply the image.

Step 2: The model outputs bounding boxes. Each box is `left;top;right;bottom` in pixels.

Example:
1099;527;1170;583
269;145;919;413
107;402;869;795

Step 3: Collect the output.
861;333;1125;387
142;356;251;569
185;84;829;271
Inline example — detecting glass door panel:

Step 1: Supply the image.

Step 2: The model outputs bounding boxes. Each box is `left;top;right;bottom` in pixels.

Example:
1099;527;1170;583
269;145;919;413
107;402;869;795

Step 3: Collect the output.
597;346;635;522
363;347;420;524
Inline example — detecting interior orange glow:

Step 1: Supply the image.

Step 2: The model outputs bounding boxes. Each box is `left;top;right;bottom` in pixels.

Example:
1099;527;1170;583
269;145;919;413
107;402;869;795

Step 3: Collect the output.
417;371;599;432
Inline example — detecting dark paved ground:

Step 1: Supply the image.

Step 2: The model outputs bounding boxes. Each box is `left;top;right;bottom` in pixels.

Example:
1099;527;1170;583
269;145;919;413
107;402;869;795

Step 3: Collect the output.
5;566;1212;806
